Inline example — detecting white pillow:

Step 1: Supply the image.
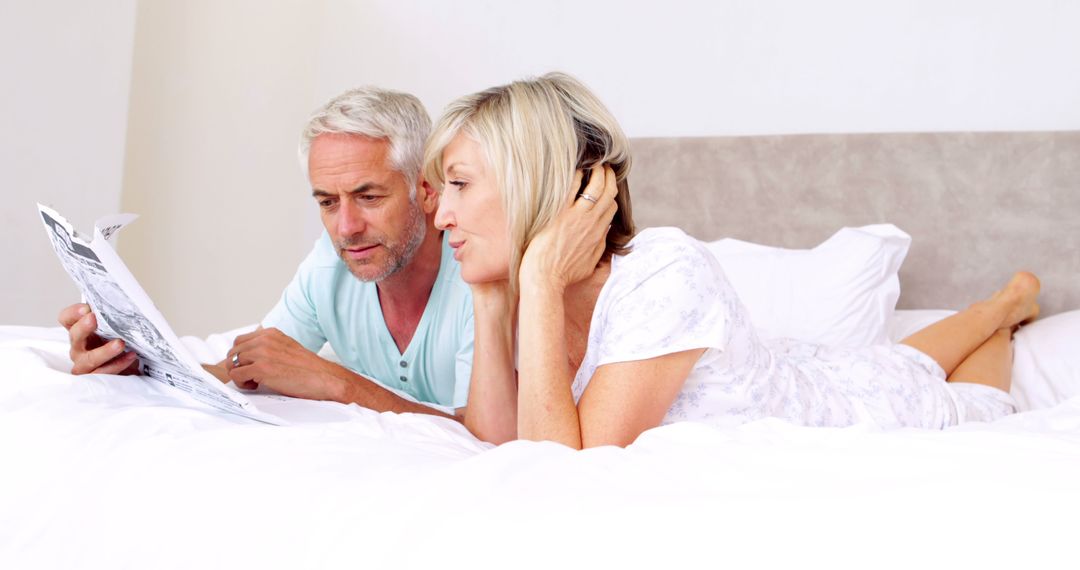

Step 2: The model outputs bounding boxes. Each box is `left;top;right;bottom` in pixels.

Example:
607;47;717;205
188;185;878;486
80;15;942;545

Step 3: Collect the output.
1012;311;1080;410
703;224;911;347
886;309;957;343
889;309;1080;411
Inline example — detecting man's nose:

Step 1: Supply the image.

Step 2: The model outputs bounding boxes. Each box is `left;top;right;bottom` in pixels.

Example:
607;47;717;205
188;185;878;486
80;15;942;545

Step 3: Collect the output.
337;199;366;237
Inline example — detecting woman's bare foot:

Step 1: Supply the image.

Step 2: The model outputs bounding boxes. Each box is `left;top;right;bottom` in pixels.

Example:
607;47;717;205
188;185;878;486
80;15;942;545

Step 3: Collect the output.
994;271;1041;329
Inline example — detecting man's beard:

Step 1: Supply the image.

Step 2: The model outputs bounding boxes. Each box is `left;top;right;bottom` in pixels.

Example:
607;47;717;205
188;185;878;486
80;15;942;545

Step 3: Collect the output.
337;203;427;283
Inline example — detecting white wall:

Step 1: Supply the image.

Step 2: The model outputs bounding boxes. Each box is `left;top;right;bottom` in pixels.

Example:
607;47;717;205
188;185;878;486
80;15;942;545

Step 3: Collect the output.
300;0;1080;246
0;0;136;325
119;0;325;337
313;0;1080;138
6;0;1079;335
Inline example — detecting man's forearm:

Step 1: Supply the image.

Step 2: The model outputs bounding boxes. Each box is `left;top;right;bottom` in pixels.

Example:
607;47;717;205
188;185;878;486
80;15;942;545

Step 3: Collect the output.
208;354;456;420
329;363;460;421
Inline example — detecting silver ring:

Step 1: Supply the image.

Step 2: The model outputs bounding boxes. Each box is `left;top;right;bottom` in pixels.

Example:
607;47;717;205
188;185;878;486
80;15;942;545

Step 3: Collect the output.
579;193;598;204
231;352;241;368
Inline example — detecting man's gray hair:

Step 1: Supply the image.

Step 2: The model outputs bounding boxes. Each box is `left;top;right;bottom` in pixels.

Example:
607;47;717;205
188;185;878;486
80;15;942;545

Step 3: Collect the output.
299;87;431;196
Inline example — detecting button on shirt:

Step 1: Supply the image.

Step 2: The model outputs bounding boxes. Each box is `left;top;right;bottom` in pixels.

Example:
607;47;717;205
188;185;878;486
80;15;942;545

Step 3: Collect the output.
261;232;474;409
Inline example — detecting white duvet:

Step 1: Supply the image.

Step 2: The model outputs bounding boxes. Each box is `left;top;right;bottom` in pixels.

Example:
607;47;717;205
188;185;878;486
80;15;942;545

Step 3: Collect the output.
1;324;1078;570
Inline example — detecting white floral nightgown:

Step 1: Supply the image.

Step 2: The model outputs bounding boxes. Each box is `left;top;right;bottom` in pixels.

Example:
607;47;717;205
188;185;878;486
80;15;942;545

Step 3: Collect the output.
570;228;1017;429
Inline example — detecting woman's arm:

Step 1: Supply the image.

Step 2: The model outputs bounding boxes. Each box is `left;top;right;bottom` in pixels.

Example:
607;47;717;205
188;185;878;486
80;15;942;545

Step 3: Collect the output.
576;349;705;448
463;282;518;444
517;266;702;448
517;274;581;447
516;165;618;448
517;275;706;449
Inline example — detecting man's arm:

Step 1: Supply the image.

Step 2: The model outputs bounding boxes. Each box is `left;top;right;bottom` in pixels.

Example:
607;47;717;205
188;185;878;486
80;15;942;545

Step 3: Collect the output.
224;328;460;421
62;302;465;421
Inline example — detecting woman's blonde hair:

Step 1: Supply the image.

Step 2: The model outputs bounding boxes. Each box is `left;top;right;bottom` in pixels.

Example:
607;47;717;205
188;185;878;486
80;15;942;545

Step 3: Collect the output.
424;72;635;291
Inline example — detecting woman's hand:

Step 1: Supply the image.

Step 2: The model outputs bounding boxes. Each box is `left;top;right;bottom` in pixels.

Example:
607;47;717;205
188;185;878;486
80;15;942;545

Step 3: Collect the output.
470;279;514;315
519;165;619;293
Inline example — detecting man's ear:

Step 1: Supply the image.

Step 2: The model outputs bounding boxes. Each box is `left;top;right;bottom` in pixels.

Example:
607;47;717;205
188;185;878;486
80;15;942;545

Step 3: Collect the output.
419;179;439;214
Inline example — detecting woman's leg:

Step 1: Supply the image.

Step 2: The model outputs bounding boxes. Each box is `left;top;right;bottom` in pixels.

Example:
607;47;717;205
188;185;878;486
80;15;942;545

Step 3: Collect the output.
946;328;1012;391
900;272;1039;378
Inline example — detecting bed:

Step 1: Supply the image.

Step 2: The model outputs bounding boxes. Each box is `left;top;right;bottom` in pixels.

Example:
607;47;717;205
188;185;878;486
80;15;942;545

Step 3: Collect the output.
2;131;1079;568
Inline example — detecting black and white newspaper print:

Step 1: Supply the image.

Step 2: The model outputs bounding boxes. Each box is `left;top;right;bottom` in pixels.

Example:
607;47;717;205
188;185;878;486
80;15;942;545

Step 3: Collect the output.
37;203;281;425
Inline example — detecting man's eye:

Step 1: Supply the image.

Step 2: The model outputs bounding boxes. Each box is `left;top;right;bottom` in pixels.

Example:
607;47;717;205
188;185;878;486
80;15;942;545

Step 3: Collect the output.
318;199;335;208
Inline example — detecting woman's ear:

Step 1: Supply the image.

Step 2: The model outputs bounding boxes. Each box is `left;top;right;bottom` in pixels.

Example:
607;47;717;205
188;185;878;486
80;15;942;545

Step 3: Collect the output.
419;179;439;214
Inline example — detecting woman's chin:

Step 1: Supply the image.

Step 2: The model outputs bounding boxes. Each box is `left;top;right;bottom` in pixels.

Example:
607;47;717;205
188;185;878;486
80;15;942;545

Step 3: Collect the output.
460;266;510;285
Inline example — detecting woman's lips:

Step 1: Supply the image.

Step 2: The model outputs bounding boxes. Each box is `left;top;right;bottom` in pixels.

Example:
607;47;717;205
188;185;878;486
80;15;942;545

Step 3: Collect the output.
449;240;465;261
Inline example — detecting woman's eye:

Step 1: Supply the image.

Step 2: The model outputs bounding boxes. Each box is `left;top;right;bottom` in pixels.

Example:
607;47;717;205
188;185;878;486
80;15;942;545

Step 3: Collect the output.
448;180;467;190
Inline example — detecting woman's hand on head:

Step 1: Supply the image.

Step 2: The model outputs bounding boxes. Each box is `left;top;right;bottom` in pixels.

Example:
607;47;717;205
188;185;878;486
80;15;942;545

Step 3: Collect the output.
519;164;618;293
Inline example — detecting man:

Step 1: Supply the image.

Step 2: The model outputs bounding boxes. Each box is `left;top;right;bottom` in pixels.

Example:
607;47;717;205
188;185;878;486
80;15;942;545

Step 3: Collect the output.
58;88;505;441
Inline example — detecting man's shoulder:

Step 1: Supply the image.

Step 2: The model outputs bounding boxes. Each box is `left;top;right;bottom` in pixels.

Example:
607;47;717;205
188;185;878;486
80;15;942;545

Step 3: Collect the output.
287;232;356;300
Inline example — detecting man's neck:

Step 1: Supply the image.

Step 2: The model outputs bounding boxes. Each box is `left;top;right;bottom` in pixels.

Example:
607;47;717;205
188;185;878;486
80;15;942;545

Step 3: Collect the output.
376;228;443;329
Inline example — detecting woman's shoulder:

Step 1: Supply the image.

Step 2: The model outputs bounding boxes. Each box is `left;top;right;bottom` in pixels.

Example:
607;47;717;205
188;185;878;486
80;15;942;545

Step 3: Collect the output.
606;227;721;298
588;226;733;366
617;227;717;270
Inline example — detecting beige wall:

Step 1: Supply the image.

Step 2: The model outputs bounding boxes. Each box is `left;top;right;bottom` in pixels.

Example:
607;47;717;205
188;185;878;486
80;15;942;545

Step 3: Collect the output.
0;0;135;325
119;0;327;337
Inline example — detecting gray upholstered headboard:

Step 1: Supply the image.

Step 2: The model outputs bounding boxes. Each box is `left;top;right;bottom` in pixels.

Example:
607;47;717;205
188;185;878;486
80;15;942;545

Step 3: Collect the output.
628;132;1080;315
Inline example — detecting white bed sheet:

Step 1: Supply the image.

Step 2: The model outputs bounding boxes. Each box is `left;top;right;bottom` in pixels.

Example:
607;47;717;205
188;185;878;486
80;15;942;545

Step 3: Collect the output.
1;325;1078;569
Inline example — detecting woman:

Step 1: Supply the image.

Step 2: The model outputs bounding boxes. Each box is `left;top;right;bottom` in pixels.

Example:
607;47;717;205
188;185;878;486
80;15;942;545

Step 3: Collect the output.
425;73;1038;449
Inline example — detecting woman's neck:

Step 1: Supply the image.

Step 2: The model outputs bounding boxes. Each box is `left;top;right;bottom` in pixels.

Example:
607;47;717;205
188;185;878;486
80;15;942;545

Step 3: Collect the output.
562;261;612;368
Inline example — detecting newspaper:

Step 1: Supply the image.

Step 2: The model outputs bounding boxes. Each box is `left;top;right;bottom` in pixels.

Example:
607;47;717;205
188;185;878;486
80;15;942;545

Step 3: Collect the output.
37;203;281;425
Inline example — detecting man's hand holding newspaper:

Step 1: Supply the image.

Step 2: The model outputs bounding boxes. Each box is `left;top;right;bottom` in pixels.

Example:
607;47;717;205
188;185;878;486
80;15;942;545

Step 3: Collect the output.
38;203;279;424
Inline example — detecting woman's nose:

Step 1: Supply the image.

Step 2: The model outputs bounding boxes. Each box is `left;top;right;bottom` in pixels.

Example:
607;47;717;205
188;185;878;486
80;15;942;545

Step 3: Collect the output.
434;194;454;230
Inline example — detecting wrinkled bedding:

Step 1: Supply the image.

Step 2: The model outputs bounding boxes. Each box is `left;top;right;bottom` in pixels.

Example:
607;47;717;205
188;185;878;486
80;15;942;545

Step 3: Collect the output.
1;325;1078;569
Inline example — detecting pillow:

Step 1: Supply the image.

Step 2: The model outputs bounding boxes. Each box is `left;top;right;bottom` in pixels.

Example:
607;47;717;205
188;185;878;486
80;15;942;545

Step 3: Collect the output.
703;224;911;347
889;309;1080;411
886;309;958;343
1011;311;1080;410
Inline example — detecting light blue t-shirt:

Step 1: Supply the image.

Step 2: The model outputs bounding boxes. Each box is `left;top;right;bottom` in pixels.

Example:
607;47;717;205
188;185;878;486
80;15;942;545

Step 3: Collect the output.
262;232;474;409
